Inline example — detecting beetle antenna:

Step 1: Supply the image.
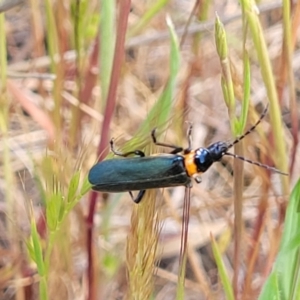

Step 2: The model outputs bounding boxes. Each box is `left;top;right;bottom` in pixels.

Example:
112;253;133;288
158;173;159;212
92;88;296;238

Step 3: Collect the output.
224;152;288;175
226;104;269;150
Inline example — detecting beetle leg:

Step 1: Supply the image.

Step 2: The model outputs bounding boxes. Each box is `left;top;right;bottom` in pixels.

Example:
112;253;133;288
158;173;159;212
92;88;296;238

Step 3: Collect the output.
151;128;183;154
129;191;134;201
110;139;145;157
129;190;146;204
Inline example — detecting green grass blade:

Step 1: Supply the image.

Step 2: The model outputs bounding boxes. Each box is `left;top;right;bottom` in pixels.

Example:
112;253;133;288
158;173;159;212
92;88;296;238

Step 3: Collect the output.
240;0;289;192
129;0;170;37
100;0;115;108
259;179;300;299
80;176;92;196
211;234;234;300
239;51;250;134
118;14;180;155
46;193;61;231
176;250;188;300
67;171;81;203
30;218;48;300
215;14;236;134
137;15;180;136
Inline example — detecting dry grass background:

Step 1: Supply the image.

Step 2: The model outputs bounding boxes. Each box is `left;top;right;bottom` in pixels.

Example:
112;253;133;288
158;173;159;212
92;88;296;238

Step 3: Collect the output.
0;0;299;299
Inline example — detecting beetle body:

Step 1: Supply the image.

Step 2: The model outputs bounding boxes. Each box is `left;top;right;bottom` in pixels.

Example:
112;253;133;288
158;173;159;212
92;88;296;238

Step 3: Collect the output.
88;143;228;203
88;105;287;203
89;155;192;193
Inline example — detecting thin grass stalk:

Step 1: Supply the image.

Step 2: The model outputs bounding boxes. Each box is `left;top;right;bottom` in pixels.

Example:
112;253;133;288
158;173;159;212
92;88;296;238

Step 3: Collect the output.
100;0;115;112
179;0;200;48
44;0;58;70
86;0;119;294
232;141;244;297
44;0;61;130
215;15;247;297
239;5;290;293
97;0;130;162
281;0;298;175
86;1;131;299
69;0;83;149
176;187;191;300
234;9;251;299
288;51;300;174
239;52;250;134
215;15;236;131
177;243;188;299
69;2;99;149
79;38;99;107
74;0;82;78
240;0;289;194
276;1;300;101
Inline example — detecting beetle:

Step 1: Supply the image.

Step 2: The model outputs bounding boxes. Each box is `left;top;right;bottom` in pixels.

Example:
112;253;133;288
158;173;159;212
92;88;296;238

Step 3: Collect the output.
88;105;288;203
